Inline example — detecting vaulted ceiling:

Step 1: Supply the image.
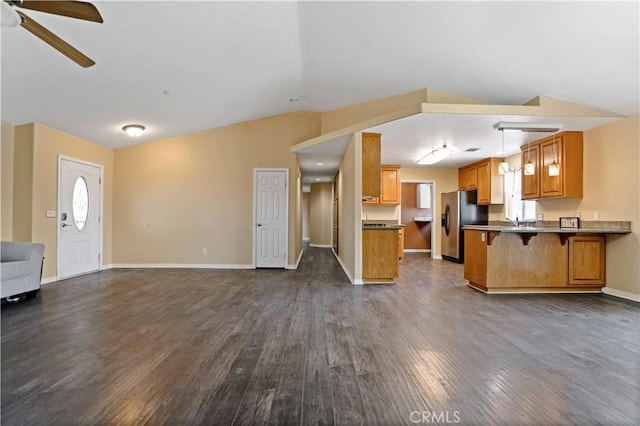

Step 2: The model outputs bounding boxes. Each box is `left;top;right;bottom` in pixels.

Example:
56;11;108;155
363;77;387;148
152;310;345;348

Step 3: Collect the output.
2;1;638;177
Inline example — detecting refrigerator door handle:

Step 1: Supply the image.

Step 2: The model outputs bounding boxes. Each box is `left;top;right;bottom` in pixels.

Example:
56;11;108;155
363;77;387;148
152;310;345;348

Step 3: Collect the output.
443;204;451;236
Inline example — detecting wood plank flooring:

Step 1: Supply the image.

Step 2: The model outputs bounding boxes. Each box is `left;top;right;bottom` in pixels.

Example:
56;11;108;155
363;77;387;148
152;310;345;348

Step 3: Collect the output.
2;247;639;425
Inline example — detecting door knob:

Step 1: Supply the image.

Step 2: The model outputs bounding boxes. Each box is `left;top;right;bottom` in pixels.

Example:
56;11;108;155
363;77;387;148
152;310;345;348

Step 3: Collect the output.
257;223;262;227
62;223;71;227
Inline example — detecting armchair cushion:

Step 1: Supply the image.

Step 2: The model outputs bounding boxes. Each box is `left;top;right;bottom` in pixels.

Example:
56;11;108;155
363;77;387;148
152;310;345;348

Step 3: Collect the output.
1;241;45;299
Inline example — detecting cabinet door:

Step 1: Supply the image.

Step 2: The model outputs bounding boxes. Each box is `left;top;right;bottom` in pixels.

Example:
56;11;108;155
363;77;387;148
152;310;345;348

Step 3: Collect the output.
458;167;469;190
467;165;478;189
379;166;400;205
521;145;540;199
362;133;381;198
476;160;490;204
568;235;605;285
363;230;399;279
540;136;564;198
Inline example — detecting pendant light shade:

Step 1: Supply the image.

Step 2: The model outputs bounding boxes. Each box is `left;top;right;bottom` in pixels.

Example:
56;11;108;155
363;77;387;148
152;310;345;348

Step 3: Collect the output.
498;161;509;175
548;134;560;176
524;162;536;175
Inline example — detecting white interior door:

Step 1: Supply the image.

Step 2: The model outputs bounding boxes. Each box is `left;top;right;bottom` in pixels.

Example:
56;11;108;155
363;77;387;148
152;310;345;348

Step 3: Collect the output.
255;169;287;268
58;156;102;279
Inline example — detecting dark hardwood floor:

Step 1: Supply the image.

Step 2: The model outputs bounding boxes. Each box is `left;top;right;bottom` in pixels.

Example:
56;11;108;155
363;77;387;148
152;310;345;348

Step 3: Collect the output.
2;248;639;425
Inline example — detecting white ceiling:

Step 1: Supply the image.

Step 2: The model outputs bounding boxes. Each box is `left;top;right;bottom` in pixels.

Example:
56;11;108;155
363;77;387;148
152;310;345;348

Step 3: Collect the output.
2;1;638;184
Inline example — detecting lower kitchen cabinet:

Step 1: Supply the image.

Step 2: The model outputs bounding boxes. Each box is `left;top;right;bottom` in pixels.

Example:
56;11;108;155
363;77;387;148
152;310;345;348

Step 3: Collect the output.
568;235;605;285
363;229;399;282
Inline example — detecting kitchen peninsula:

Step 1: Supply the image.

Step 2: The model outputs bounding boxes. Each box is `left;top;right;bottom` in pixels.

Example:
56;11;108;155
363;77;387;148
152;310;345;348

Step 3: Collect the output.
463;222;631;293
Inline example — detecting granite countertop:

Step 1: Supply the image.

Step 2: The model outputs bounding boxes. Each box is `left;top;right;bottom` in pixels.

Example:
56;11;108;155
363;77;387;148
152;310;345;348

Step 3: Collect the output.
463;221;631;234
362;220;405;230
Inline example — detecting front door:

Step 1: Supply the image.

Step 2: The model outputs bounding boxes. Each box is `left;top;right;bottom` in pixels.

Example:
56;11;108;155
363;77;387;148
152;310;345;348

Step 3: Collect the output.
58;156;102;279
255;169;287;268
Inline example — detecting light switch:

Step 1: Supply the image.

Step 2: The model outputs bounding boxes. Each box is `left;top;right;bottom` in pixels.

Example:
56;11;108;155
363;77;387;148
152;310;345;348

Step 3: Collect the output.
46;209;56;218
481;232;486;242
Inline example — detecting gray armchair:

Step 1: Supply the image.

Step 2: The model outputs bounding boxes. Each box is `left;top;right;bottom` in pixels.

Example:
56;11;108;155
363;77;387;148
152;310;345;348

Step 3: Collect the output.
1;241;45;302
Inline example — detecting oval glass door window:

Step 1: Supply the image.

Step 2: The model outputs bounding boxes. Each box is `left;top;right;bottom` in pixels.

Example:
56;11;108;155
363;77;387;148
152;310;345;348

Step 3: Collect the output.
72;177;89;230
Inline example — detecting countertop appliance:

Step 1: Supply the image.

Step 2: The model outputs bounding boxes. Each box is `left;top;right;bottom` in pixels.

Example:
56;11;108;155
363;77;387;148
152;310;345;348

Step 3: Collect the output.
441;190;488;263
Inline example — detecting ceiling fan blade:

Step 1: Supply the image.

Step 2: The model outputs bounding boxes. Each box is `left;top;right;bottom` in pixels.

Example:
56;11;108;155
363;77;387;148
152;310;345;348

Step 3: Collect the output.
13;1;103;23
18;11;95;67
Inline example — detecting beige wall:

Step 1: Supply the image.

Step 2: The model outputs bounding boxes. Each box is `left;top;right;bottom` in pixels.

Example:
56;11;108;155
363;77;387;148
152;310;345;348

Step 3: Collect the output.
29;123;114;279
321;90;427;134
309;182;332;246
12;124;35;242
399;167;459;258
362;204;399;221
302;192;310;240
336;135;359;281
1;122;15;240
113;111;319;267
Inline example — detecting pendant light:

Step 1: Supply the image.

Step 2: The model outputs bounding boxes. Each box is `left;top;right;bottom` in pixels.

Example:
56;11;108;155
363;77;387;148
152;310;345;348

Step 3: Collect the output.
497;129;509;175
548;134;560;176
524;132;535;176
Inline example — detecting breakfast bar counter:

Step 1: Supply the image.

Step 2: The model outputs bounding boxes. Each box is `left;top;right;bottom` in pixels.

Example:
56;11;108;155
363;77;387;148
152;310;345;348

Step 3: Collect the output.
462;222;631;294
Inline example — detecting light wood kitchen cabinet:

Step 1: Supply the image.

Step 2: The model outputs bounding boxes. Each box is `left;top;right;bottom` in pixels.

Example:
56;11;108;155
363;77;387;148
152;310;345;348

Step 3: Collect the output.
521;131;583;200
380;165;401;205
458;159;503;204
458;164;477;190
362;132;381;199
398;227;404;260
476;158;504;205
363;164;401;205
568;235;605;286
363;229;399;282
521;144;540;200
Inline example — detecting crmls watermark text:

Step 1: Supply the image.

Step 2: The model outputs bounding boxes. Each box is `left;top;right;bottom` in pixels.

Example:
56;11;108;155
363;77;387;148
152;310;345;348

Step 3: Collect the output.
409;410;461;424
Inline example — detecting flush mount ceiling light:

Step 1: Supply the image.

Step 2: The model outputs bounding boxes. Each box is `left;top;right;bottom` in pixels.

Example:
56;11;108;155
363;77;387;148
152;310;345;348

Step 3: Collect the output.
122;124;145;138
416;144;455;165
493;122;562;133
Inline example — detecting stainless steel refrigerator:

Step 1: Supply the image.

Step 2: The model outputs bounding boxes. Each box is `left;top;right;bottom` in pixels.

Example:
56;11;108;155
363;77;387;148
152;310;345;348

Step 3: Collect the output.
441;190;488;263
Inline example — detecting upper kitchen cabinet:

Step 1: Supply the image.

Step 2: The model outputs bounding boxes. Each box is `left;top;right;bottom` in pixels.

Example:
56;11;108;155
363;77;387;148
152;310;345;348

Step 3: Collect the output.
362;132;381;199
363;164;401;205
380;165;401;205
476;158;504;205
521;144;540;200
458;164;478;191
458;159;503;205
520;131;583;200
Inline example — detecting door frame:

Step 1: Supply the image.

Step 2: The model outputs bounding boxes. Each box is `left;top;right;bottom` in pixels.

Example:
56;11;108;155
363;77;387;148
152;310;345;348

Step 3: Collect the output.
57;155;104;280
253;168;289;268
399;179;437;259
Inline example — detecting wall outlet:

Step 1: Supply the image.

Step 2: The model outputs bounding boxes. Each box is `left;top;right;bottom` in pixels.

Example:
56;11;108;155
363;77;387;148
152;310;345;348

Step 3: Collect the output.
594;211;599;220
46;209;56;218
537;214;544;221
496;214;500;221
202;248;207;255
575;212;581;219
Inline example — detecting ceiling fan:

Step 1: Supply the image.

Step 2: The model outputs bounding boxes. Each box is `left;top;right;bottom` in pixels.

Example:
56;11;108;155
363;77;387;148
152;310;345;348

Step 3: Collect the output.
2;0;103;67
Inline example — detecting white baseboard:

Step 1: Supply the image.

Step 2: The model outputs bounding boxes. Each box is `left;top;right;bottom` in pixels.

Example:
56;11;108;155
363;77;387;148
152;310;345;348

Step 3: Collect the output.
433;255;443;260
331;249;362;285
41;276;58;285
602;287;640;302
102;264;113;270
287;249;304;270
309;243;332;248
403;249;430;253
110;263;254;269
302;237;310;241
